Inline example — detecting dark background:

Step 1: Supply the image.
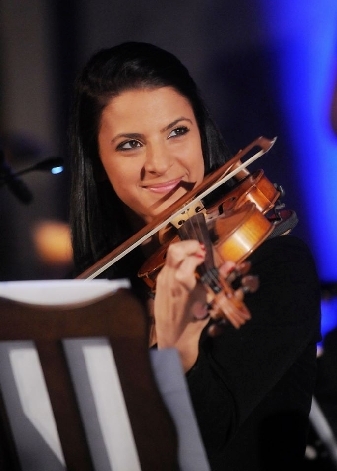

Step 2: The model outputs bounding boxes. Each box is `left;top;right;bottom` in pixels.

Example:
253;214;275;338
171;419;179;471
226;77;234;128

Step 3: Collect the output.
0;0;336;282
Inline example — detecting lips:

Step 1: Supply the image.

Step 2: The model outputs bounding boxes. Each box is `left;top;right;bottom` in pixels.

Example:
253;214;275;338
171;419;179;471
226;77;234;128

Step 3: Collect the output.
144;178;182;194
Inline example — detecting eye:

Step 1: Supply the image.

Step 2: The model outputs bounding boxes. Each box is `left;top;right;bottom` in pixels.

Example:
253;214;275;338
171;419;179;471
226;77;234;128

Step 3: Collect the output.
116;139;142;151
168;126;190;138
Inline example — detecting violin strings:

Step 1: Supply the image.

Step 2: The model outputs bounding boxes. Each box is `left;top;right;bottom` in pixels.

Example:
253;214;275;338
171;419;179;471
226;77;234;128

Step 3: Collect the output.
178;213;223;294
193;215;223;294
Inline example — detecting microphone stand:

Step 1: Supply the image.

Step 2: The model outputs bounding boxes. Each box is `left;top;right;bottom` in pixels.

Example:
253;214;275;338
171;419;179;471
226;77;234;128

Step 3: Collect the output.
0;150;64;204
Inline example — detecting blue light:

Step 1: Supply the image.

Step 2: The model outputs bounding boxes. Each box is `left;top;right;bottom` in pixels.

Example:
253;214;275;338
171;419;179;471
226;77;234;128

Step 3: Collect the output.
258;0;337;282
321;298;337;340
51;166;63;175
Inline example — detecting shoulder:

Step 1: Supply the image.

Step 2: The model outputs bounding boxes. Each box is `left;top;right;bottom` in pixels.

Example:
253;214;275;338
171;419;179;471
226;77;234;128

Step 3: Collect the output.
250;233;314;261
248;234;318;285
245;234;321;332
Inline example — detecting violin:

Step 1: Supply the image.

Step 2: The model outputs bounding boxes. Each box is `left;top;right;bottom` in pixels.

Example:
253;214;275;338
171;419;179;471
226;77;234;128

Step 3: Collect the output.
77;137;296;334
138;140;297;289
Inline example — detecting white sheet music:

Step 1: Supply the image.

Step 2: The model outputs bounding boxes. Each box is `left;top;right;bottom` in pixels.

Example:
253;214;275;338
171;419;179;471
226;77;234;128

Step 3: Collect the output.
0;279;130;306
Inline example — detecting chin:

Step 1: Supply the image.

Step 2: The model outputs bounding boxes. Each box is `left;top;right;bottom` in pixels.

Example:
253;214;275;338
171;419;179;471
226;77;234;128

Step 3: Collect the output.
143;187;191;223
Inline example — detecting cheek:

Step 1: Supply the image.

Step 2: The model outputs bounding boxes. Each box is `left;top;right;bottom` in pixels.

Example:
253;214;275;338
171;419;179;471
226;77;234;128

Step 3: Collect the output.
104;163;138;203
189;134;204;175
101;157;125;184
192;149;205;183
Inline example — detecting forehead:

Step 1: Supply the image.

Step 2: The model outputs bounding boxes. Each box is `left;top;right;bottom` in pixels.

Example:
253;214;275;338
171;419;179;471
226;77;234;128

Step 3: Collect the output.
100;87;195;129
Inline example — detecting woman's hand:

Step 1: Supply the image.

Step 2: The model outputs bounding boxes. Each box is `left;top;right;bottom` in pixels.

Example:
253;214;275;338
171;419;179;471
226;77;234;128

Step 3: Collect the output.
153;240;210;371
152;238;251;371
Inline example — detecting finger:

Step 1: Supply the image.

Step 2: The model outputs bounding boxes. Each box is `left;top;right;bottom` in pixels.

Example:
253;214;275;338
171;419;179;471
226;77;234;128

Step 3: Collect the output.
164;241;206;292
165;240;205;267
218;260;236;279
174;254;204;290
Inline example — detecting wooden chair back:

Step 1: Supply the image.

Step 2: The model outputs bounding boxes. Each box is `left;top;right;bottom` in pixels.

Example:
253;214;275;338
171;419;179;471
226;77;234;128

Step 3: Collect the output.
0;284;178;471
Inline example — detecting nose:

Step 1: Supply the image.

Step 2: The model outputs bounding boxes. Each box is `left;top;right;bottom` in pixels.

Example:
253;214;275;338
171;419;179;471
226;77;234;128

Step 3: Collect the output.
143;142;171;175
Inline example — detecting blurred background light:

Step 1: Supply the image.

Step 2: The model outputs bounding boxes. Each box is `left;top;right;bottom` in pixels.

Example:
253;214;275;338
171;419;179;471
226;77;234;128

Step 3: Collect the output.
258;0;337;341
258;0;337;282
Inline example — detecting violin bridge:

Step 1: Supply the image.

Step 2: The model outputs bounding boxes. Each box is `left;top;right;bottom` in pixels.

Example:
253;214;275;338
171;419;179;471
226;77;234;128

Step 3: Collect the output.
169;200;206;229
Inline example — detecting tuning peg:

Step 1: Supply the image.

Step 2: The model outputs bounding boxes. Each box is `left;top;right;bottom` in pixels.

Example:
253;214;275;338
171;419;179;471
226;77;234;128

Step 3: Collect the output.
226;261;252;284
207;319;228;337
241;275;259;294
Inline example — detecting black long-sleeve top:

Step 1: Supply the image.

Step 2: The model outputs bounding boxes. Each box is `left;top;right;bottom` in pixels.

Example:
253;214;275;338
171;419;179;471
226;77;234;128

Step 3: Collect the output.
186;234;321;470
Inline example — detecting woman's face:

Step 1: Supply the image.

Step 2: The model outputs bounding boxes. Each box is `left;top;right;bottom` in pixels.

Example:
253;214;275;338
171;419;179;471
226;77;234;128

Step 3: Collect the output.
98;86;205;224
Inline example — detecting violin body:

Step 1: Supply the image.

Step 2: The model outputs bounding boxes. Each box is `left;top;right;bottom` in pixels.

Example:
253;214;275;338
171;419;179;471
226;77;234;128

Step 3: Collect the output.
138;200;274;291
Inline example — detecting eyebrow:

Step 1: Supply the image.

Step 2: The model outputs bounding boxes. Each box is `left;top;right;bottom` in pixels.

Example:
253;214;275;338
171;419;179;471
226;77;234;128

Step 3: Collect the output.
160;117;193;133
111;117;193;143
111;132;143;143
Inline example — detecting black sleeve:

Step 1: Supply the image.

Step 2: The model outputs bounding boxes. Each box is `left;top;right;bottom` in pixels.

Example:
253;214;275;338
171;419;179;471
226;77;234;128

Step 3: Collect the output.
186;235;321;466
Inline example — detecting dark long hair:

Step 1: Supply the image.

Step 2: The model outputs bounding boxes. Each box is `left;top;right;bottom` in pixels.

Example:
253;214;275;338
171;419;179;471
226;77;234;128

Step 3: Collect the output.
69;41;232;276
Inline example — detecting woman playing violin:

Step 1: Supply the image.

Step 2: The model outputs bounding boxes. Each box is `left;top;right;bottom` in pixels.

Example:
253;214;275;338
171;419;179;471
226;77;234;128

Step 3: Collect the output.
69;42;321;470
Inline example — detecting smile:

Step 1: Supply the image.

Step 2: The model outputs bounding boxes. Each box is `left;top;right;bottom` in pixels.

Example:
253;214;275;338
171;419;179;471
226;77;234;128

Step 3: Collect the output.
144;178;183;194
